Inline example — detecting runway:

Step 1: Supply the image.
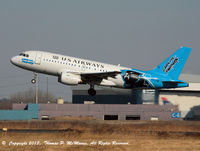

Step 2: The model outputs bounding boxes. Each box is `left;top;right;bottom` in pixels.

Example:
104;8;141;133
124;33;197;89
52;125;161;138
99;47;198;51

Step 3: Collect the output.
0;129;200;137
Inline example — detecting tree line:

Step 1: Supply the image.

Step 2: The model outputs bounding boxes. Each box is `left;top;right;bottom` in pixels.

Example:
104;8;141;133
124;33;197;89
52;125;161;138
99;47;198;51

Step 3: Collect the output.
0;88;57;109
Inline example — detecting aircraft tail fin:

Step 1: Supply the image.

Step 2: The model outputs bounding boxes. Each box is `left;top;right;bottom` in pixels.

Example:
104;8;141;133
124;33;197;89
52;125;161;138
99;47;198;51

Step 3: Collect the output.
151;46;191;80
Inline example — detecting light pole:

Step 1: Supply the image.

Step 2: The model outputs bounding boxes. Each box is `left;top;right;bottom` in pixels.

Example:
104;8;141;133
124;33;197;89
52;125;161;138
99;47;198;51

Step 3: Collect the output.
46;76;49;103
35;73;39;104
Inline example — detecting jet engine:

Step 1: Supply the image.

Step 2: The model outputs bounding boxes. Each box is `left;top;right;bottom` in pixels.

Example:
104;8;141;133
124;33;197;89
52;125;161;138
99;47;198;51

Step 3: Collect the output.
58;72;82;85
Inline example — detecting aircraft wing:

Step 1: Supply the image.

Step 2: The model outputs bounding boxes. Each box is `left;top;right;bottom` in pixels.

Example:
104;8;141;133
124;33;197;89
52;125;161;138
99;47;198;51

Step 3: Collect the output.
80;71;121;82
162;80;185;83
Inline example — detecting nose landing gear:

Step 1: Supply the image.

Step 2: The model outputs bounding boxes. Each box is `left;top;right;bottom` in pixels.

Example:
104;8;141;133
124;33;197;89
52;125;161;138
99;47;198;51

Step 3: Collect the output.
31;73;38;84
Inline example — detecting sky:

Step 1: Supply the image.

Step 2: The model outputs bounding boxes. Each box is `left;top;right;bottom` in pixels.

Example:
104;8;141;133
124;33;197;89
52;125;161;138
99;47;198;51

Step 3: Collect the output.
0;0;200;101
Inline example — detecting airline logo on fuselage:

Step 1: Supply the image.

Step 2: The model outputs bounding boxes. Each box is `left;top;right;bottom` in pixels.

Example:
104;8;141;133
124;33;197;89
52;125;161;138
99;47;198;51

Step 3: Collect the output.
53;55;105;68
163;56;179;73
21;58;34;65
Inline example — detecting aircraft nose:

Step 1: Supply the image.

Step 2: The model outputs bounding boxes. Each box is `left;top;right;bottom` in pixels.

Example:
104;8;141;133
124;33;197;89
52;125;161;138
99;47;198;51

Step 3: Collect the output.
10;56;18;65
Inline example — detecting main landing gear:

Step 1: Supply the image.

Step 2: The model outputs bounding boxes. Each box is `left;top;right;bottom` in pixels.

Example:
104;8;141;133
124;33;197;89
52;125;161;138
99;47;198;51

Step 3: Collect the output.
88;85;96;96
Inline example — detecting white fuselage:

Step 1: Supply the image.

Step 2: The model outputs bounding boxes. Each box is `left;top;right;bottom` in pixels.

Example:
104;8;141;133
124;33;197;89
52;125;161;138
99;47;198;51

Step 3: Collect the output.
11;51;130;88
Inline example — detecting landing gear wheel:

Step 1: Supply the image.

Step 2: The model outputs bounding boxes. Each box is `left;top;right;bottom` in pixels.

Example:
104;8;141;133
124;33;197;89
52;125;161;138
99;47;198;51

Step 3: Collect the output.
31;79;36;84
31;72;38;84
88;88;96;96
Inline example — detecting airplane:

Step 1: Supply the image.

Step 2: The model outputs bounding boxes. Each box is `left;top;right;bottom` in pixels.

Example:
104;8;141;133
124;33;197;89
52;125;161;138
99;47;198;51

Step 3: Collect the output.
10;46;191;96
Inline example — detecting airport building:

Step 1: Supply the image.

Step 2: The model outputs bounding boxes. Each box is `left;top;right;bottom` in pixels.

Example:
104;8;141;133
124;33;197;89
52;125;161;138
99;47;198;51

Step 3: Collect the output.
0;104;38;120
0;74;199;121
72;74;200;119
72;88;159;105
12;103;179;121
159;74;200;118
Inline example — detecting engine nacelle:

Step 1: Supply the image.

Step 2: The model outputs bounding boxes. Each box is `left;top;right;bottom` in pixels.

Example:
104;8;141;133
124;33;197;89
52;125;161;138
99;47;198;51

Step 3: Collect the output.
58;72;82;85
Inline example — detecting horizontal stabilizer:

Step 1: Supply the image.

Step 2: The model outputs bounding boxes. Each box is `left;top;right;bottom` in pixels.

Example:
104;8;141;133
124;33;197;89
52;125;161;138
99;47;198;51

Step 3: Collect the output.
162;80;185;83
162;81;189;88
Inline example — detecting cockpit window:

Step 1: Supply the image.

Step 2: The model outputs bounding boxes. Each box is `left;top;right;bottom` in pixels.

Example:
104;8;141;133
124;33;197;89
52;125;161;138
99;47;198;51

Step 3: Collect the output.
19;53;29;58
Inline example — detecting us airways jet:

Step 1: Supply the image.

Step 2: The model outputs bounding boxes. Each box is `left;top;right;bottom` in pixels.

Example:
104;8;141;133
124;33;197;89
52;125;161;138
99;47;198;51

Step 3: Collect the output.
11;47;191;96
